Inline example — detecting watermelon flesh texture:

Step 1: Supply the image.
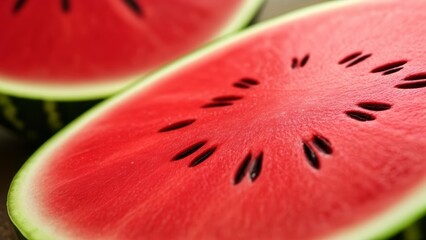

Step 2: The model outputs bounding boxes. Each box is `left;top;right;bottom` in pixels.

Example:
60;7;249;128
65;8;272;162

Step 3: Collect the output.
8;0;426;239
0;0;246;84
0;0;262;141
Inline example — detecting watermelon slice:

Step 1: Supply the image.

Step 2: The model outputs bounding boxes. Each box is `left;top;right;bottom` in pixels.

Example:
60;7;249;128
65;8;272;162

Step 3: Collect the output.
8;0;426;239
0;0;263;140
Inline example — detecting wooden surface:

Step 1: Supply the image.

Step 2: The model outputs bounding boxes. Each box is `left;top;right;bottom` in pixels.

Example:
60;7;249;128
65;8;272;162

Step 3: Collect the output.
0;0;329;239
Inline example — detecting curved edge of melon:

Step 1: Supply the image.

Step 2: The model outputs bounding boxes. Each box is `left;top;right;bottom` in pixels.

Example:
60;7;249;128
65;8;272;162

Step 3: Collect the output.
324;182;426;240
0;0;265;102
7;0;426;239
215;0;266;40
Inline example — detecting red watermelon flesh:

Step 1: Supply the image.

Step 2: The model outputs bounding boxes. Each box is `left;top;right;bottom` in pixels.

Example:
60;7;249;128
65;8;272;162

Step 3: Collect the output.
0;0;254;85
8;0;426;239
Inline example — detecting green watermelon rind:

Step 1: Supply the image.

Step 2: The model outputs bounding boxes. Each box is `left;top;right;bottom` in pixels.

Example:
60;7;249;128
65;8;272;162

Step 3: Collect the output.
8;0;426;239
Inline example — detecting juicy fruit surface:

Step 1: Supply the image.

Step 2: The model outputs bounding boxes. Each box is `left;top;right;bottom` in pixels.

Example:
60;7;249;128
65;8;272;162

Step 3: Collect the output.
0;0;242;84
10;0;426;239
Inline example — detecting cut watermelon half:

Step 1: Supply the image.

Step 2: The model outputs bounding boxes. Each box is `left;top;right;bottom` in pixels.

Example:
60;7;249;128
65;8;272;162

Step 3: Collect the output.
8;0;426;239
0;0;263;140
